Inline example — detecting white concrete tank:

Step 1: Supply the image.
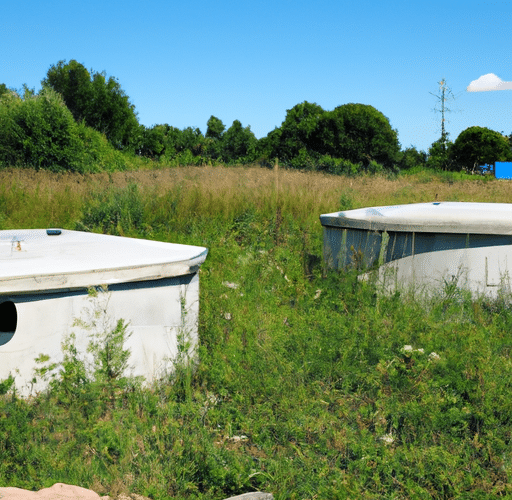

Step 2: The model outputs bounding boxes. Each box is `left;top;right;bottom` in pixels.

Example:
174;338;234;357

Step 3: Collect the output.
0;229;208;395
320;202;512;297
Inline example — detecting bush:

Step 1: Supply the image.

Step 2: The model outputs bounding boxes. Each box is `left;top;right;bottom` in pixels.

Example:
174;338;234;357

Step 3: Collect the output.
0;89;127;173
0;88;85;171
76;121;128;172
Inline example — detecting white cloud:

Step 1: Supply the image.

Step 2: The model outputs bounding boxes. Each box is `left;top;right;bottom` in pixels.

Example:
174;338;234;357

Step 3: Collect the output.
467;73;512;92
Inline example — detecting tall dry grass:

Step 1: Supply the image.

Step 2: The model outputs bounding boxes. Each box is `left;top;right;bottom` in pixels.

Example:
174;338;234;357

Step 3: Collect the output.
1;166;512;230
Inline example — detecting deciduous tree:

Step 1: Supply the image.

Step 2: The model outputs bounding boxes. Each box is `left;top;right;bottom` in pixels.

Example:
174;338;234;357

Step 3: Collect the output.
450;126;512;171
275;101;325;162
206;115;225;140
42;60;139;151
318;103;400;169
221;120;257;163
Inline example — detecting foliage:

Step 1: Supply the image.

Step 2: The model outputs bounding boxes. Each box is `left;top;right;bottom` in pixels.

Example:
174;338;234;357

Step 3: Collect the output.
450;126;512;172
74;287;133;385
42;60;140;151
0;60;465;175
260;101;400;173
318;103;400;169
152;124;206;162
204;116;226;161
76;183;146;235
136;124;165;158
0;88;86;171
75;121;128;172
205;115;225;141
398;146;427;170
427;136;454;171
272;101;325;163
0;87;128;172
221;120;258;163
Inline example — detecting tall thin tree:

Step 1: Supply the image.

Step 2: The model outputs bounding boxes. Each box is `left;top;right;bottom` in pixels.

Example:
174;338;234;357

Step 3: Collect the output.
430;78;456;147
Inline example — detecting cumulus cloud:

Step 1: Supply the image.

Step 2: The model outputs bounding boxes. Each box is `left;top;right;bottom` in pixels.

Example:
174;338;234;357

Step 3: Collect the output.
467;73;512;91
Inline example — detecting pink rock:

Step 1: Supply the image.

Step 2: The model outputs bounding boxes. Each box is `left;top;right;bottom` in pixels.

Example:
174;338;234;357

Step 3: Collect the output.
0;483;102;499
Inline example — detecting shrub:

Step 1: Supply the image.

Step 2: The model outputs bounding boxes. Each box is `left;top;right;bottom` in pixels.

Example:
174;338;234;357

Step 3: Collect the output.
0;88;85;171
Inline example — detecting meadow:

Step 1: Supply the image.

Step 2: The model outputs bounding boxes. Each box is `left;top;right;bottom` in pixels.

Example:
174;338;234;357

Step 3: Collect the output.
2;165;512;499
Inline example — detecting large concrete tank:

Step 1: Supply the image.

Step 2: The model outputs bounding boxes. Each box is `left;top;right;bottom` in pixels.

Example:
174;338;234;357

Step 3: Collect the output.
0;229;208;395
320;202;512;297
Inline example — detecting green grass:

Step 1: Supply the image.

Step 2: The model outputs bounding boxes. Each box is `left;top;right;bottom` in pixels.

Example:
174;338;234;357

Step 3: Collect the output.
2;166;512;499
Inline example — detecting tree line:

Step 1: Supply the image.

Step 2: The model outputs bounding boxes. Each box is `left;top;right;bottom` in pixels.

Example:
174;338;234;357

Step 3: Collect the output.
1;60;511;174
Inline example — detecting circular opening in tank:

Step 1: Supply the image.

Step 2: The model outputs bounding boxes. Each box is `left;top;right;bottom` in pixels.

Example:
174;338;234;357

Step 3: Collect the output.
0;301;17;346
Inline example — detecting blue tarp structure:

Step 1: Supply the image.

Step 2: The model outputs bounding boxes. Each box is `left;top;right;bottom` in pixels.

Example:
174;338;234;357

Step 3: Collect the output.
495;162;512;179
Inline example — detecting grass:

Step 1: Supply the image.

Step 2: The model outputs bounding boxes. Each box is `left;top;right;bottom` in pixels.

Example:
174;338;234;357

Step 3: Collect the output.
2;166;512;499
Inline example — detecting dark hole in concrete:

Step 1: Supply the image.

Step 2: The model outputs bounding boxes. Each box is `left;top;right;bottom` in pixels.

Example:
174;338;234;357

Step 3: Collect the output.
0;301;17;346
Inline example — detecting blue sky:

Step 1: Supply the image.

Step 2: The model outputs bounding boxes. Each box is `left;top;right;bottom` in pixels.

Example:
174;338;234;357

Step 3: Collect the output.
2;0;511;153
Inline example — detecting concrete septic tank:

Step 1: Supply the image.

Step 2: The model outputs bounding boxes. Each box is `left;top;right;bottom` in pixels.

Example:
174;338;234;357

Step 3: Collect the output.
320;202;512;297
0;229;208;395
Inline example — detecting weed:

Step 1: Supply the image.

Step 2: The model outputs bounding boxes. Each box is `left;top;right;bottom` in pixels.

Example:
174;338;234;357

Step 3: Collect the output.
76;183;145;235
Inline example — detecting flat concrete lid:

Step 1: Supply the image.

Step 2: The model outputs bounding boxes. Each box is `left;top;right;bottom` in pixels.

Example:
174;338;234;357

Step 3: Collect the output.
0;229;208;293
320;202;512;235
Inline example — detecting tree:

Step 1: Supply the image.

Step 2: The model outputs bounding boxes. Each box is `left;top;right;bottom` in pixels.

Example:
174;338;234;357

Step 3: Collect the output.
450;126;512;171
42;60;139;150
206;115;225;140
256;127;282;166
205;116;225;160
275;101;325;162
137;125;165;158
318;103;400;169
221;120;257;163
428;79;457;170
427;137;454;171
430;78;456;147
398;146;427;170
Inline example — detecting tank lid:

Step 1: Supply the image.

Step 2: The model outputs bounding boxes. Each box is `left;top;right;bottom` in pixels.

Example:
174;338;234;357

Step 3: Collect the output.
320;202;512;235
0;229;208;293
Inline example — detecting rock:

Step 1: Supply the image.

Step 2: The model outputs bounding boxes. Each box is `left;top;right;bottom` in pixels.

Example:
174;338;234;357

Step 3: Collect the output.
0;483;270;500
0;483;102;499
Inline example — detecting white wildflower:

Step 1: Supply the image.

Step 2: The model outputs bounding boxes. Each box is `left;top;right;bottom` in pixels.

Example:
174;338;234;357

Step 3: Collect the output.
401;345;425;355
429;352;441;361
380;433;394;445
222;281;239;290
229;435;249;442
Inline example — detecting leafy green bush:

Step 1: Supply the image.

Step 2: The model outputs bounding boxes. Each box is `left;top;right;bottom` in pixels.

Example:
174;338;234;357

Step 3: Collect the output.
75;122;128;172
0;89;128;173
0;88;85;171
